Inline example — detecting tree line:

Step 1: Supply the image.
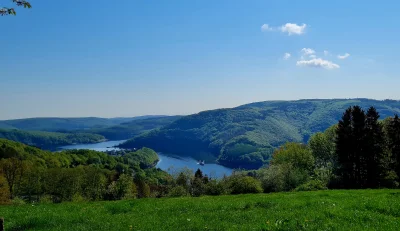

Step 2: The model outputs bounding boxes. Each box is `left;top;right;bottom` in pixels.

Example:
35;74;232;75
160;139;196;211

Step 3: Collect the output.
2;105;400;204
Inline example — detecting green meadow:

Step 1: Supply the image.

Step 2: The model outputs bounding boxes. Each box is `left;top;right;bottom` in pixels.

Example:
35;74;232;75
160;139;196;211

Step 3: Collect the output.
1;189;400;231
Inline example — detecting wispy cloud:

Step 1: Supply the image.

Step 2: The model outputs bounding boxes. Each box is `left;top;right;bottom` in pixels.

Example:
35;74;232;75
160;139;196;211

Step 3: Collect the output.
296;58;340;70
261;24;272;32
301;48;316;56
337;53;351;59
324;50;329;56
309;54;317;59
283;53;291;60
280;23;307;35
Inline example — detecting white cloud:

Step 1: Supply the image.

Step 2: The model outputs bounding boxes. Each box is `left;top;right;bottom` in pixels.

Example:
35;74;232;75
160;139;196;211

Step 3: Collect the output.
280;23;307;35
338;53;351;59
301;48;316;56
296;58;340;70
324;50;329;56
309;54;317;59
261;24;272;32
283;53;291;60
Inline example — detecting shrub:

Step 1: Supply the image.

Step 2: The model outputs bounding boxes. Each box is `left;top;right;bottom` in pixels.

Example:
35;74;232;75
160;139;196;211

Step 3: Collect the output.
259;164;309;193
295;180;328;192
12;197;26;205
205;180;226;196
168;186;188;197
228;176;263;194
258;165;285;193
40;195;53;204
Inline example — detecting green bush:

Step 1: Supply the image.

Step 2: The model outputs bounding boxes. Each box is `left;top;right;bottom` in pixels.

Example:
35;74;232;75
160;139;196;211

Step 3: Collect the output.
11;197;26;205
295;180;328;192
168;186;188;197
205;180;226;196
228;176;263;194
40;195;53;204
259;164;309;193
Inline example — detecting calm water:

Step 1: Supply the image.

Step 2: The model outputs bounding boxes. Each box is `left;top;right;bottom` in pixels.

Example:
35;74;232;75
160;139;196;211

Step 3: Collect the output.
58;140;233;178
58;140;126;152
156;153;233;178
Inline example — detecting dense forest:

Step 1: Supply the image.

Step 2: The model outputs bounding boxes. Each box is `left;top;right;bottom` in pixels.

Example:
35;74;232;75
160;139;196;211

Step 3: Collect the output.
120;99;400;169
0;129;105;149
2;105;400;204
0;139;167;202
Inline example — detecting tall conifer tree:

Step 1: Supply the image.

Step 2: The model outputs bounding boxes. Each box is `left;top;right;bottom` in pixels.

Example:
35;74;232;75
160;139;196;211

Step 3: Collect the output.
387;114;400;179
336;107;353;188
365;107;384;188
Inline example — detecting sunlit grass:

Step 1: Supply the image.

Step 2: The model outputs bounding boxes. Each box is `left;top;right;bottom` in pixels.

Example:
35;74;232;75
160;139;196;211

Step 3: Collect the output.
1;189;400;230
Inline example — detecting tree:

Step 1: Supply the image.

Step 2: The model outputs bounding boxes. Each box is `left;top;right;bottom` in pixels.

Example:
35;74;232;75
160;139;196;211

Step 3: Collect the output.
0;158;25;199
335;106;386;189
271;142;315;173
351;106;366;188
194;169;203;179
364;107;385;188
387;114;400;179
336;107;355;188
309;129;336;168
1;0;31;16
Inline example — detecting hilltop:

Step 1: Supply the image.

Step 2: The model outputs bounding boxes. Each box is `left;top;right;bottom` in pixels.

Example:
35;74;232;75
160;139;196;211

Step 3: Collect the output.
0;116;181;149
120;99;400;169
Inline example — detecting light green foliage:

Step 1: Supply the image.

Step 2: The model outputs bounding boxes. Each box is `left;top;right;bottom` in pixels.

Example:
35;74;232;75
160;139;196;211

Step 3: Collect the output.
107;174;136;200
308;126;336;168
1;190;400;230
295;180;328;192
271;143;314;172
227;175;263;194
257;142;314;192
168;186;188;197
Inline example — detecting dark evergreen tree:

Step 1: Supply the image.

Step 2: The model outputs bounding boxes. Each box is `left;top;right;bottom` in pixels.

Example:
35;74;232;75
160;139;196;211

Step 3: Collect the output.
194;169;203;179
351;106;366;188
336;107;354;188
364;107;385;188
387;114;400;179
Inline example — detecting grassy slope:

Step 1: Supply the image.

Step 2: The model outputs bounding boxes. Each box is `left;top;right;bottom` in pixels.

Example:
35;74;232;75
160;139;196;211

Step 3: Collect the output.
121;99;400;169
1;190;400;230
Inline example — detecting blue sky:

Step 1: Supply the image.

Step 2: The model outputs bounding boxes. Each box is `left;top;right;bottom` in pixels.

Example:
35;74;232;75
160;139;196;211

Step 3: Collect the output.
2;0;400;119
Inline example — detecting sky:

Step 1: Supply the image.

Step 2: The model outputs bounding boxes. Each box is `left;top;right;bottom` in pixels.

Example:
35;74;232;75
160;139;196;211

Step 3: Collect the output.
2;0;400;119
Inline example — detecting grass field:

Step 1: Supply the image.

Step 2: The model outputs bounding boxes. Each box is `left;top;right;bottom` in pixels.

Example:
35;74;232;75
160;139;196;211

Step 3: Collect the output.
1;190;400;230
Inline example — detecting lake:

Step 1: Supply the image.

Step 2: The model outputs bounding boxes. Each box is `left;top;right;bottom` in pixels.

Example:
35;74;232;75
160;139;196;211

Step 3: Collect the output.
58;140;233;178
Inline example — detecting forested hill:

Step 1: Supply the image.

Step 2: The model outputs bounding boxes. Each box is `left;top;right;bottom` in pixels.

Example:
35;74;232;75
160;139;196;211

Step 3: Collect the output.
0;117;136;132
120;99;400;169
0;116;181;148
0;129;106;149
0;116;172;132
82;116;183;140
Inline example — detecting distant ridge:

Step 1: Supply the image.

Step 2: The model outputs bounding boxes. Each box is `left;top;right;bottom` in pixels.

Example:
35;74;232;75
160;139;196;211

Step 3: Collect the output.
120;99;400;169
